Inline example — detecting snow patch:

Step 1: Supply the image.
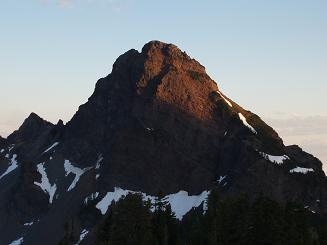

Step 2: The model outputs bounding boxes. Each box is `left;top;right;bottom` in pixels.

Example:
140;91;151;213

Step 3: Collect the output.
238;113;257;134
217;175;226;184
96;187;209;220
84;192;99;204
260;152;290;165
9;237;23;245
24;221;34;226
64;160;92;191
216;91;232;107
0;154;19;180
75;229;89;245
34;163;57;203
166;190;210;220
0;148;4;153
96;188;130;215
95;155;103;170
42;142;59;154
203;200;209;214
304;206;316;214
290;166;314;174
96;174;100;179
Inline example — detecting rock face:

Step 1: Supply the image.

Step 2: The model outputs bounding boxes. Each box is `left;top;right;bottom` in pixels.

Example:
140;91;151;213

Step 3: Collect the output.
0;41;326;244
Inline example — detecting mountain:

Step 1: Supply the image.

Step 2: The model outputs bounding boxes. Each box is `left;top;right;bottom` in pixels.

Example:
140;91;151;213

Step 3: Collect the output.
0;41;326;245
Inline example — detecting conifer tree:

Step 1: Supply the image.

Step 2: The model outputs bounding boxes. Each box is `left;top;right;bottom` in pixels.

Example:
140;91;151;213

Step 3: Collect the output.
97;193;154;245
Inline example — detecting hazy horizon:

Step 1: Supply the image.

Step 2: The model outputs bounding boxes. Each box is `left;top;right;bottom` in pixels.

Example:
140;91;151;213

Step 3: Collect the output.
1;0;326;170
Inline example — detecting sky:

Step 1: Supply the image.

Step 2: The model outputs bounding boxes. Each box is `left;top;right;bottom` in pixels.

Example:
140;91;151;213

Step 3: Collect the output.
0;0;326;169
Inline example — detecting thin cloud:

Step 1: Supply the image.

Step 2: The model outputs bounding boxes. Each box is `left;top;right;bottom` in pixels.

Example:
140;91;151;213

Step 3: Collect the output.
35;0;73;8
265;115;327;136
35;0;130;9
58;0;72;7
264;115;327;172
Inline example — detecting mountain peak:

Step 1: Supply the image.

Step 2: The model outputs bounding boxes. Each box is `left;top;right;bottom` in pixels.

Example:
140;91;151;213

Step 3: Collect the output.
21;112;51;129
143;40;174;48
110;40;205;82
141;40;205;72
26;112;43;121
141;40;178;55
1;41;327;244
7;112;53;143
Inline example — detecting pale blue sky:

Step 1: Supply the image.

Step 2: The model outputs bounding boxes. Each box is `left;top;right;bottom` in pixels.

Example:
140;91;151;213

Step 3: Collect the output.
0;0;326;166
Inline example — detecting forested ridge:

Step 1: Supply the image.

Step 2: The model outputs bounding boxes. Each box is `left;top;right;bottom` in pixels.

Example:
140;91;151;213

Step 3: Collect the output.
59;189;327;245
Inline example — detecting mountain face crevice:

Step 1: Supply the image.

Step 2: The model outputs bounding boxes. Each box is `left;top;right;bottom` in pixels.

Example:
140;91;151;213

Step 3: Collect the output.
0;40;326;244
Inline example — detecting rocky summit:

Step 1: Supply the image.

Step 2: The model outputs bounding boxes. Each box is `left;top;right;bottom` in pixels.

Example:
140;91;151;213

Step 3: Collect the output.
0;41;326;244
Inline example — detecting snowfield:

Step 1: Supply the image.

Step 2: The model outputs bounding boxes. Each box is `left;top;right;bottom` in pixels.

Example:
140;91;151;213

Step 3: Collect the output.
96;188;131;215
96;187;210;220
166;190;210;220
290;166;314;174
260;152;290;165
